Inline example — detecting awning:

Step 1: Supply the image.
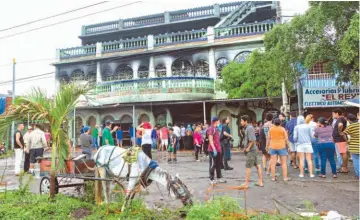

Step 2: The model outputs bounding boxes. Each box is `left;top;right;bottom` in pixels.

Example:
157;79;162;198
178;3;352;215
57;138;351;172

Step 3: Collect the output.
344;99;360;108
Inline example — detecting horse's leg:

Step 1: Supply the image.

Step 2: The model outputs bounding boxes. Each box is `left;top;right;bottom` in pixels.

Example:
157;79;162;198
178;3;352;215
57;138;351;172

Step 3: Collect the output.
98;167;109;203
121;167;139;212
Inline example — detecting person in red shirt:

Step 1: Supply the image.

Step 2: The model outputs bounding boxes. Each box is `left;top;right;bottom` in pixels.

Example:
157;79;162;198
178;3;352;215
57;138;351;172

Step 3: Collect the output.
160;124;169;151
194;123;203;162
207;117;226;185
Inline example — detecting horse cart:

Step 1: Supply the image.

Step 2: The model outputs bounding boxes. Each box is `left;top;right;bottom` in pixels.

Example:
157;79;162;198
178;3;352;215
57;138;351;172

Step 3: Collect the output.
38;155;125;201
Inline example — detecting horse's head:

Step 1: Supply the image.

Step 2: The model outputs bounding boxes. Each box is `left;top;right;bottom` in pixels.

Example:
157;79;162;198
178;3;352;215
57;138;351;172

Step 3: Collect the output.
167;174;193;206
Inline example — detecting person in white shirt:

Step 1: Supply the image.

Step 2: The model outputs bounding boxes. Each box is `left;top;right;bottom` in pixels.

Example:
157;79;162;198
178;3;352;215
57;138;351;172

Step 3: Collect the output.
180;124;186;150
28;124;48;174
173;124;181;151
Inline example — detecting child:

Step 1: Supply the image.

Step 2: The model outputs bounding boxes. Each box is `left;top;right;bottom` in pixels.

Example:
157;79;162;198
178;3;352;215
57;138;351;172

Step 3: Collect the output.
167;128;177;163
0;142;6;155
194;124;203;162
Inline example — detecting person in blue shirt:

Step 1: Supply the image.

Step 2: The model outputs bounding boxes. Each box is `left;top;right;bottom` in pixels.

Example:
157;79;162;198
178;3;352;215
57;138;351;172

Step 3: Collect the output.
286;111;298;169
129;125;135;146
116;126;123;148
151;127;157;150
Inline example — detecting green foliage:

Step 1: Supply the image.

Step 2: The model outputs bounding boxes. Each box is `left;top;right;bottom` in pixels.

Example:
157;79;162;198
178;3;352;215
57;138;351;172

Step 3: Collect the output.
16;172;33;196
0;84;91;172
219;50;282;99
264;1;359;84
0;150;13;159
186;196;242;219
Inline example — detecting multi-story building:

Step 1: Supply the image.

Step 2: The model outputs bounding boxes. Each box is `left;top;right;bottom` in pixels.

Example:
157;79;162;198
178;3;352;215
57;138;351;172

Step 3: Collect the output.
54;1;283;146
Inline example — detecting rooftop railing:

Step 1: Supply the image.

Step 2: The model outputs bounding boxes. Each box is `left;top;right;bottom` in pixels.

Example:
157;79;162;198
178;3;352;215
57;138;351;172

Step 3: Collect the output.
154;29;207;46
59;20;274;61
81;1;258;36
59;44;96;60
214;20;275;39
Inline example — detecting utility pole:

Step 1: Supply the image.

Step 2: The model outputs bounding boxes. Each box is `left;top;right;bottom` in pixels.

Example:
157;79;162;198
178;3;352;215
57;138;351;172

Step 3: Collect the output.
276;1;289;117
11;58;16;150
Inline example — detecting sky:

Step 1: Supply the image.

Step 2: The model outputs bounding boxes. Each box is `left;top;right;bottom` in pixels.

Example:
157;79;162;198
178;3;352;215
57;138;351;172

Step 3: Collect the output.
0;0;309;96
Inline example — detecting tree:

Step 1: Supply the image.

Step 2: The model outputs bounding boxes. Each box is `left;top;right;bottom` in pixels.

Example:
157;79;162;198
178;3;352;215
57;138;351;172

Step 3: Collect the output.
0;84;90;199
265;1;359;84
218;50;282;99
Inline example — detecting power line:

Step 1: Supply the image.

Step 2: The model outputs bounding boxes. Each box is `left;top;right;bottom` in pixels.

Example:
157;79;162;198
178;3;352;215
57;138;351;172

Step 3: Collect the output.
0;1;142;40
0;1;108;32
0;72;54;85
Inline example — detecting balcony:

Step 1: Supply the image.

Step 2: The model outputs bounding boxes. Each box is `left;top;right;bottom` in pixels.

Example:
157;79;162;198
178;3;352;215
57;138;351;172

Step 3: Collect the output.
93;77;214;104
58;20;275;61
300;73;353;88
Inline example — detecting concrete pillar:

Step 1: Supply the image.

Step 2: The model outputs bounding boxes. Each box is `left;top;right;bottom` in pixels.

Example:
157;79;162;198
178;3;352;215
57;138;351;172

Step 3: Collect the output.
208;48;216;79
165;59;172;77
96;62;102;83
118;19;124;30
149;56;155;78
132;61;140;79
164;12;170;23
81;25;86;36
96;42;102;58
165;108;173;125
214;4;220;17
148;35;154;50
207;26;215;43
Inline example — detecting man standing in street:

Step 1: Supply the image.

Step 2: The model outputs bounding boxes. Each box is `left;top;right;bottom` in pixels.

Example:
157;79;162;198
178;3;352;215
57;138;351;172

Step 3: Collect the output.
241;115;263;188
172;123;181;151
14;123;25;176
208;116;226;185
92;125;99;149
28;124;47;175
80;126;93;158
220;117;233;170
23;126;32;173
332;108;348;173
102;120;118;146
286;112;298;169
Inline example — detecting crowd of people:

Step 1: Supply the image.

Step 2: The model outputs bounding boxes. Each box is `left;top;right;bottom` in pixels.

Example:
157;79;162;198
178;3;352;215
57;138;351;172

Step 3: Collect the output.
11;108;359;187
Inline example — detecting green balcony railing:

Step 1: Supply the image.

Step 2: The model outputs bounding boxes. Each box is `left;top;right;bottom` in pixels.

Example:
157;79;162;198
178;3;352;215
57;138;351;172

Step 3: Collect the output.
95;77;214;96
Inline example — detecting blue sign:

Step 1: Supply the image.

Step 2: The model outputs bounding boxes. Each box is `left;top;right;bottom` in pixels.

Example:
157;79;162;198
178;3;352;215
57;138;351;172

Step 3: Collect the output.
0;97;5;115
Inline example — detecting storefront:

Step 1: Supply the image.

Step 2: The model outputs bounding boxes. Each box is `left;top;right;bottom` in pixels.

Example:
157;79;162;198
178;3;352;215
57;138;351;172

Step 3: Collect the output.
303;86;359;119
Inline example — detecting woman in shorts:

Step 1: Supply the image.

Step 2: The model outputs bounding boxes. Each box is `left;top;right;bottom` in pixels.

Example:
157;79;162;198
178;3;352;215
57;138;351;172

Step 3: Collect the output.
267;118;292;182
294;116;315;178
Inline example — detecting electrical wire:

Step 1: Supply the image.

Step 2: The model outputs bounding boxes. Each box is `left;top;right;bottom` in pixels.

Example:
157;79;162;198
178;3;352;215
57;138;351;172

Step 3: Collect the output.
0;1;142;40
0;1;108;32
0;72;54;85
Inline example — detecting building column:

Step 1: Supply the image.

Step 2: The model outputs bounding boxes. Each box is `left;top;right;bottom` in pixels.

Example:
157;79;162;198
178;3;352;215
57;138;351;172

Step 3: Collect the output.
132;61;140;79
96;42;102;58
96;61;102;83
149;56;155;78
165;59;172;77
209;48;216;79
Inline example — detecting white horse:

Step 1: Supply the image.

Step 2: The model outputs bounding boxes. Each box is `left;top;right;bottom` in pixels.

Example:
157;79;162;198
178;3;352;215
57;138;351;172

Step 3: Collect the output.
93;145;192;211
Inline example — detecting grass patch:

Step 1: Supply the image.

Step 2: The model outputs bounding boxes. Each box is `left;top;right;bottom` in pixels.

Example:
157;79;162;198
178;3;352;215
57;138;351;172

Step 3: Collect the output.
0;150;13;159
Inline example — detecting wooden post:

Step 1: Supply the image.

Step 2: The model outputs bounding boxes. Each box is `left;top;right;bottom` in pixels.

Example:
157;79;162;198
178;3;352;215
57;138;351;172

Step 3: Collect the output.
94;169;102;204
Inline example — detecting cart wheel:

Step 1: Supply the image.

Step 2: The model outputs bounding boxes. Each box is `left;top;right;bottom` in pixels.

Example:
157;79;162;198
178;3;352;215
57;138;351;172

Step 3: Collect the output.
39;176;59;195
110;181;126;203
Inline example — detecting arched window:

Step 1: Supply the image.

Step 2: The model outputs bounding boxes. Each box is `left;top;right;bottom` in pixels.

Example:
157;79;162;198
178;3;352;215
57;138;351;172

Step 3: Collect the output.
195;60;209;77
171;59;193;77
59;72;70;84
102;115;115;124
102;68;113;81
138;114;150;124
87;72;96;82
71;69;85;81
234;51;251;63
75;116;83;139
115;64;133;80
216;57;229;79
155;64;166;77
87;116;96;127
120;115;132;124
138;65;149;79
